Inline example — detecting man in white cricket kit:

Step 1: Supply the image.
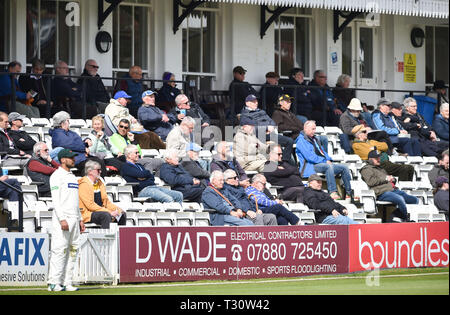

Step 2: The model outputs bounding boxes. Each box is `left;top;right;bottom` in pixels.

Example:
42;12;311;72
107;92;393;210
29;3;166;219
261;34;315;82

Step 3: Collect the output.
47;148;85;292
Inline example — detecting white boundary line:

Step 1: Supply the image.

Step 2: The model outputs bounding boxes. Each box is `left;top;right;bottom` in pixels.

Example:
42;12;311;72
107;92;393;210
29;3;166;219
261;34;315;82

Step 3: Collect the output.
0;271;448;292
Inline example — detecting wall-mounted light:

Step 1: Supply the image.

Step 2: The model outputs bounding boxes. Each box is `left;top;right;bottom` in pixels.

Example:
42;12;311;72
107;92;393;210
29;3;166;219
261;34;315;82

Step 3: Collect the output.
95;31;112;53
410;27;425;48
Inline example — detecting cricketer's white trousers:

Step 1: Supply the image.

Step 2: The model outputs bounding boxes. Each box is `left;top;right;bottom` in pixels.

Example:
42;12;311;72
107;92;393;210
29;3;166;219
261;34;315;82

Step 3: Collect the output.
47;217;80;287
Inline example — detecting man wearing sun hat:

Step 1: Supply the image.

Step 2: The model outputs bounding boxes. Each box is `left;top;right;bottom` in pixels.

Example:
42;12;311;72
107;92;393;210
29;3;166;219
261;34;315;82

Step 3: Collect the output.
48;148;85;292
138;89;176;140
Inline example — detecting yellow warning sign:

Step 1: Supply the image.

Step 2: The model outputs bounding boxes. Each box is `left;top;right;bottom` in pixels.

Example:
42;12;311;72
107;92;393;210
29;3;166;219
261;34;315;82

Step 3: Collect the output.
404;53;416;83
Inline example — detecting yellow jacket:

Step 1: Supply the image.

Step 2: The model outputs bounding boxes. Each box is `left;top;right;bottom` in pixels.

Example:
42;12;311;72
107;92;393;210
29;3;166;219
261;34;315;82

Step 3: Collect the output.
78;176;119;223
352;139;388;160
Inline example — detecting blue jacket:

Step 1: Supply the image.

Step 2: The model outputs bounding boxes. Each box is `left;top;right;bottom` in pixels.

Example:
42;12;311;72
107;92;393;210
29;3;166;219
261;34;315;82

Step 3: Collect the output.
308;80;336;112
201;185;241;226
0;73;27;111
120;161;155;195
224;183;256;212
295;131;331;178
245;186;277;209
240;107;276;126
49;128;87;165
159;163;194;193
137;105;176;140
432;114;449;141
372;110;402;136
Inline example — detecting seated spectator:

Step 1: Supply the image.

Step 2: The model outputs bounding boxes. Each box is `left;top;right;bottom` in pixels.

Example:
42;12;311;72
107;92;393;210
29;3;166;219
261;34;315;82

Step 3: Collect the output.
240;94;294;163
333;74;354;113
156;72;181;110
0;166;22;222
429;150;449;188
309;70;339;126
201;170;254;226
79;160;126;229
433;176;449;220
432;102;449;141
210;141;250;188
166;116;195;158
303;174;357;225
259;72;282;116
49;111;106;174
372;98;421;156
283;68;313;123
0;61;38;117
271;94;304;140
121;145;183;203
223;169;277;226
7;112;36;155
160;149;206;202
393;98;448;157
0;111;30;168
295;120;353;201
233;116;268;172
245;174;300;226
108;118;163;175
228;66;258;117
263;144;305;203
360;150;418;222
19;58;52;117
77;59;109;109
105;90;166;150
138;90;176;141
181;143;210;182
52;60;88;118
351;125;414;181
86;115;123;172
170;94;210;127
428;80;449;109
114;66;146;118
25;142;60;197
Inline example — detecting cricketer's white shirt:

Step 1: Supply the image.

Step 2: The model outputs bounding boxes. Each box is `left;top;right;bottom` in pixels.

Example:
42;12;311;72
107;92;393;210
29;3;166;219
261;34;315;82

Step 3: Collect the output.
50;166;81;222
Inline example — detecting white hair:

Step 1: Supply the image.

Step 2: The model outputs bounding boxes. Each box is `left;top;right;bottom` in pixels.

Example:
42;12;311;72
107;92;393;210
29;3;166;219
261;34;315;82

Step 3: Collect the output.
124;144;139;157
336;74;351;86
223;169;237;180
210;170;224;182
403;97;417;108
440;102;449;113
164;149;180;160
175;94;188;106
52;111;71;127
251;173;266;184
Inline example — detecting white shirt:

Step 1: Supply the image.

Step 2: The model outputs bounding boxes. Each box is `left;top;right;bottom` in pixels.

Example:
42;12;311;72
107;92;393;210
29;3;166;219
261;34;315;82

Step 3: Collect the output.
50;166;81;222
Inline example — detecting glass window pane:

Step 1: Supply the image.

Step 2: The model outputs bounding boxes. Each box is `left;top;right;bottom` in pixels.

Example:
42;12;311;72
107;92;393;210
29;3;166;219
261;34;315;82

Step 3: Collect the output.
342;27;352;78
295;17;309;77
113;9;118;69
202;11;215;73
274;19;280;76
0;0;10;62
188;13;201;72
280;16;294;77
182;17;188;72
26;0;39;63
119;5;132;69
134;6;148;69
40;0;57;65
434;27;449;84
425;26;434;84
359;27;373;79
58;1;76;66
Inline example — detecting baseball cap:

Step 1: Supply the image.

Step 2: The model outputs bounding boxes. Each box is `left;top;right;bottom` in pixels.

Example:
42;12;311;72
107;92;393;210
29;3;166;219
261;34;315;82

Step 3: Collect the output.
57;148;77;161
186;143;202;152
368;150;381;159
8;112;26;122
245;94;258;102
233;66;247;74
114;90;132;100
308;174;326;182
142;90;157;98
278;94;294;102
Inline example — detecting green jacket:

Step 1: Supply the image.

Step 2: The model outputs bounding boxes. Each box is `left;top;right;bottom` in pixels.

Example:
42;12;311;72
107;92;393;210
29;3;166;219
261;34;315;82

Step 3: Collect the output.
360;161;394;196
109;133;142;156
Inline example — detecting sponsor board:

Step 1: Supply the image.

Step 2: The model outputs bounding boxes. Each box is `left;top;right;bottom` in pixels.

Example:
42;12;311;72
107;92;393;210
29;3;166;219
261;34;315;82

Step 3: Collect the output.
119;226;349;283
0;233;49;286
349;222;449;272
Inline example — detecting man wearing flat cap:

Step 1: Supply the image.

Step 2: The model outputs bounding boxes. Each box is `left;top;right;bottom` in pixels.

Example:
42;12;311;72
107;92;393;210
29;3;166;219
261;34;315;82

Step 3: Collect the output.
7;112;36;155
360;149;418;222
303;174;357;225
228;66;258;116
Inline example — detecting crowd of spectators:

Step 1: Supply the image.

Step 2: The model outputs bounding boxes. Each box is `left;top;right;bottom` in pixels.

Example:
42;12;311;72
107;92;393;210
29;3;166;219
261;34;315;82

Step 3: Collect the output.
0;59;449;227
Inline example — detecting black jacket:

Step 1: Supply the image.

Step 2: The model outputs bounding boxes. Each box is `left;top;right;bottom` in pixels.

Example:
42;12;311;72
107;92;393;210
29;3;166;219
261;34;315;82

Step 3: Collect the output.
7;128;36;155
303;187;346;223
169;102;211;126
228;78;258;115
283;78;313;118
263;161;304;189
77;69;109;104
0;129;21;157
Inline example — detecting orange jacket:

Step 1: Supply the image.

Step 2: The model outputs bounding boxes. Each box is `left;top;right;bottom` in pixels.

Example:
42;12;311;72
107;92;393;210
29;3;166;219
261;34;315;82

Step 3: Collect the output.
78;176;119;223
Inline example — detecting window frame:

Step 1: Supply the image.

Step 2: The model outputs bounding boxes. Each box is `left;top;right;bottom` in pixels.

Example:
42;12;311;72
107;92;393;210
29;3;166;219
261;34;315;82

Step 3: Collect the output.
274;8;313;80
0;0;11;66
425;25;449;87
112;0;152;78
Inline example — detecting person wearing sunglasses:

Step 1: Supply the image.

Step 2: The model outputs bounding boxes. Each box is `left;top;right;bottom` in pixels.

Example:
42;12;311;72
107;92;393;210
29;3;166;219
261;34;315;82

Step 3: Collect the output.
77;59;110;106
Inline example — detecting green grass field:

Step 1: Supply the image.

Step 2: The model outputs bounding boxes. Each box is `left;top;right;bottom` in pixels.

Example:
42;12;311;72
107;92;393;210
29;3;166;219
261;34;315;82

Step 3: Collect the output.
0;267;448;295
